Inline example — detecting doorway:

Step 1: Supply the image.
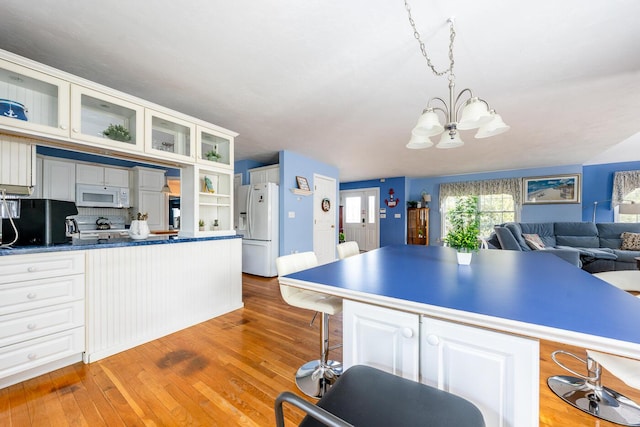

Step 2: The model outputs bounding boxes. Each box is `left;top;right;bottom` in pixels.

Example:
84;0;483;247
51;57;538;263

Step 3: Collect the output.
340;188;380;252
313;174;337;264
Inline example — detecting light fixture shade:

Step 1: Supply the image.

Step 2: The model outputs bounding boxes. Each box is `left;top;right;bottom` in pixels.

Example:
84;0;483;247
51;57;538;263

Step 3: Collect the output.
475;111;510;138
436;130;464;149
412;109;444;137
619;202;640;215
406;134;434;149
457;97;492;130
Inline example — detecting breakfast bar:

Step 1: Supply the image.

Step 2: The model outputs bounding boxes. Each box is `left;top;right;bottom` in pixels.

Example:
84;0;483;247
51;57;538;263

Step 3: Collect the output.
278;245;640;426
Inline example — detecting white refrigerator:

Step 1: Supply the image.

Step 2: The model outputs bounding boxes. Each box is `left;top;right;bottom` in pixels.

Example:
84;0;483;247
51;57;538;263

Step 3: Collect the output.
238;182;279;277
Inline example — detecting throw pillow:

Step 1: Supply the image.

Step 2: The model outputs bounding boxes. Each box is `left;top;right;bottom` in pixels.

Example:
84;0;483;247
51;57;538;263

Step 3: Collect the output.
620;232;640;250
523;233;545;250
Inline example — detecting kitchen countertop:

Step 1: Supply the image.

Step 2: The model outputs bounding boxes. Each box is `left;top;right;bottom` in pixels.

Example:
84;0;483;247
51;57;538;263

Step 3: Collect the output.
0;234;241;256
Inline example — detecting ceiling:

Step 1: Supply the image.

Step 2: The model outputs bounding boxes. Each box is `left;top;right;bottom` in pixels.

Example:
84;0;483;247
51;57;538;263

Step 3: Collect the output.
1;0;639;182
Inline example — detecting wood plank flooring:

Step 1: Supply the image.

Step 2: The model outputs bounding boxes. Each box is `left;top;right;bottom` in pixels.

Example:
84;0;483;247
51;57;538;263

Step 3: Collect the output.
1;273;638;426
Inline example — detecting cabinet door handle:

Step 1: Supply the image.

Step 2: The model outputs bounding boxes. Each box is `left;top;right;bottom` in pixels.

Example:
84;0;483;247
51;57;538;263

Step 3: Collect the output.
72;128;79;133
402;327;414;339
27;292;37;300
27;353;37;360
27;266;36;273
426;334;440;346
27;323;37;330
60;124;68;130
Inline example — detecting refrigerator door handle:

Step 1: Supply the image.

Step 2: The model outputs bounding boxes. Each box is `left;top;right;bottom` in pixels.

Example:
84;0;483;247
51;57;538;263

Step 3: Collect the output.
246;186;253;239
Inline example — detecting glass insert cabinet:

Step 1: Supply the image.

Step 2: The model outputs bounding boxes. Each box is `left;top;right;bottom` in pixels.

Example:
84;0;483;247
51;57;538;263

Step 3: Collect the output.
407;207;429;245
0;58;70;137
145;110;195;161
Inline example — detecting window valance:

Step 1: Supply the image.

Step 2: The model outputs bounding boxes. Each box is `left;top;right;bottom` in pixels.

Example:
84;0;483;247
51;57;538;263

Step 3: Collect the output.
612;170;640;207
439;178;522;210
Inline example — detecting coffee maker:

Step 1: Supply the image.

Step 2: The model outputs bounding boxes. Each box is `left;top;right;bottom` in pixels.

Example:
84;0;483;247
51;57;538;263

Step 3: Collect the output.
1;199;78;246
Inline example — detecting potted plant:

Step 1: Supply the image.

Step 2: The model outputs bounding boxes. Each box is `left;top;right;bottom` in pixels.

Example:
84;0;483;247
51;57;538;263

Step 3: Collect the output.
102;124;131;142
199;219;205;231
339;232;345;243
205;149;222;162
443;196;480;265
212;219;219;231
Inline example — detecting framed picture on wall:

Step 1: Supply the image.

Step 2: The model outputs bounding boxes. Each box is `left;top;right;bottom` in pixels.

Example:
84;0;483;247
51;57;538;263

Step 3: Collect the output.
523;174;581;204
296;176;310;191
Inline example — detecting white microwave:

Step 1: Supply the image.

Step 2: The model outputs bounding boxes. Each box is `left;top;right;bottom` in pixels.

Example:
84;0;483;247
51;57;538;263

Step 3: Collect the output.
76;184;130;208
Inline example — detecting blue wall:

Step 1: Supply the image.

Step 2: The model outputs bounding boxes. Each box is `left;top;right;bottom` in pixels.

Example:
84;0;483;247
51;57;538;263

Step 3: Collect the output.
583;161;640;222
234;159;269;185
340;177;407;247
279;150;339;256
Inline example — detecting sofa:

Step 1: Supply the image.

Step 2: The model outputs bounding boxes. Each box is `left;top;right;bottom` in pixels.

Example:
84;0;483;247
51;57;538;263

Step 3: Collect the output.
487;222;640;272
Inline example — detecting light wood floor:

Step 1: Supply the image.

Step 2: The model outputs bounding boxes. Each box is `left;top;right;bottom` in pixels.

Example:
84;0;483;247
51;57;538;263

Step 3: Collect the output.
1;273;638;426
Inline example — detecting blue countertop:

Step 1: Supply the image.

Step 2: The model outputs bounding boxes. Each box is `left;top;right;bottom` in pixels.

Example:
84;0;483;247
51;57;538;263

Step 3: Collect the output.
283;245;640;355
0;234;241;256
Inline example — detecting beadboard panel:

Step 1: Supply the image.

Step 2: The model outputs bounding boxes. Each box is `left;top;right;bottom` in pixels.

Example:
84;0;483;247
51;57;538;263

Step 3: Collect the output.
84;239;243;362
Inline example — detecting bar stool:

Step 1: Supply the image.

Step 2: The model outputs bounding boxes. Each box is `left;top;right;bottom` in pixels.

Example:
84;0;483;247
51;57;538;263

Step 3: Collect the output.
275;365;485;427
548;349;640;425
336;241;359;259
276;252;343;398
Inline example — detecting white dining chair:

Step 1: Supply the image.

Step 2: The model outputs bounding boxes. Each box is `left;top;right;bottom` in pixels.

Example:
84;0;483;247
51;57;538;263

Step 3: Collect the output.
276;252;343;398
336;241;359;259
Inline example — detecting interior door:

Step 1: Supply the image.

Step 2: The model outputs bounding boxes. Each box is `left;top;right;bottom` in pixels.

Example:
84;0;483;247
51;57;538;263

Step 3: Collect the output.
313;174;337;264
341;188;379;251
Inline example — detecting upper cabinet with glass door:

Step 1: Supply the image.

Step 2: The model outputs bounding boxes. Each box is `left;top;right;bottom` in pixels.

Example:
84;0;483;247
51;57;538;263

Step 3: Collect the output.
145;109;195;162
0;58;70;138
196;125;234;169
70;85;144;152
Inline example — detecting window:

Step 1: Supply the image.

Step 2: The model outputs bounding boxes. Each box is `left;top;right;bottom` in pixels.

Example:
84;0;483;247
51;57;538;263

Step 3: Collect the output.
443;194;516;238
617;187;640;223
439;178;521;239
345;196;361;224
612;170;640;223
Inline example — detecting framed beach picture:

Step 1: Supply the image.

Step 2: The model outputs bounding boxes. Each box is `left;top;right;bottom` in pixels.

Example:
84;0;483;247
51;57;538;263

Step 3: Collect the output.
523;174;581;204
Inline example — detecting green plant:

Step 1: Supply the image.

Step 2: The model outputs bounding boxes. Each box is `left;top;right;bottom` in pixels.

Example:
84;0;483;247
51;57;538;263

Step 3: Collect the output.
102;124;131;142
199;219;205;227
205;149;221;161
407;200;418;208
338;232;345;242
443;196;480;252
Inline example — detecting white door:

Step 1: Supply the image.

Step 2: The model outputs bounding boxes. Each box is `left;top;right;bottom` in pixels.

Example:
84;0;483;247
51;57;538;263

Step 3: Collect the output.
341;188;379;251
343;300;420;381
421;316;539;427
313;174;337;264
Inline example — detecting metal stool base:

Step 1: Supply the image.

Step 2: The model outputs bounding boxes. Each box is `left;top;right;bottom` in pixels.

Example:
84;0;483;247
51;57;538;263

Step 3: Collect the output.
548;375;640;426
295;359;343;399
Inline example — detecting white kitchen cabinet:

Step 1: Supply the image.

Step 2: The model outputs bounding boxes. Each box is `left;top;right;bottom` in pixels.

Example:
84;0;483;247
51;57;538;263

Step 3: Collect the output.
421;316;539;427
0;56;70;138
131;166;167;231
343;300;420;381
196;125;233;169
180;164;233;236
249;164;280;185
145;109;195;162
0;136;36;195
42;157;75;201
70;85;144;152
0;252;85;389
76;163;129;187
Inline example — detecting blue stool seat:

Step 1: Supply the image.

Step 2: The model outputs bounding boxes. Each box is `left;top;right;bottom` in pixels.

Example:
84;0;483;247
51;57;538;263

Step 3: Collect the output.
275;365;485;427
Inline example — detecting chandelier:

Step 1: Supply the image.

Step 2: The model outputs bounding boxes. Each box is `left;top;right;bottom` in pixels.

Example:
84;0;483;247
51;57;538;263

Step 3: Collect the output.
403;5;509;149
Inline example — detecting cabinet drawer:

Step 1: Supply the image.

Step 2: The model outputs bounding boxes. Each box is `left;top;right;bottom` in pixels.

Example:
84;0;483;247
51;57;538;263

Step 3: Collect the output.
0;327;84;379
0;252;84;284
0;274;84;315
0;301;84;347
